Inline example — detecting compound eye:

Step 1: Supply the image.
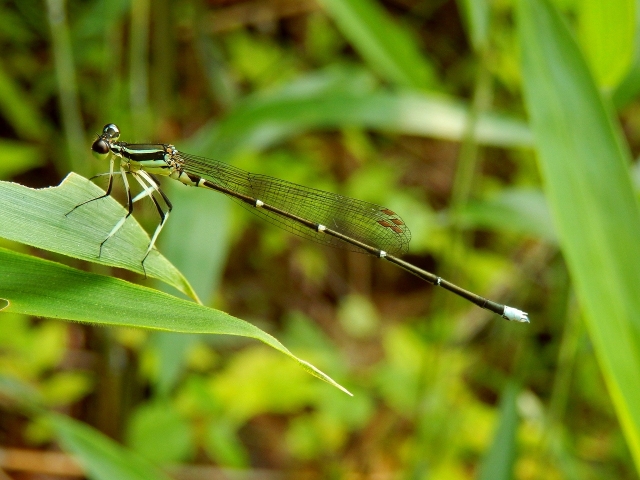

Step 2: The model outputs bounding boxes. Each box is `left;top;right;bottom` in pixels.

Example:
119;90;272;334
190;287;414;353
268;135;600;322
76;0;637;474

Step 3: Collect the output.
91;138;110;158
103;123;120;140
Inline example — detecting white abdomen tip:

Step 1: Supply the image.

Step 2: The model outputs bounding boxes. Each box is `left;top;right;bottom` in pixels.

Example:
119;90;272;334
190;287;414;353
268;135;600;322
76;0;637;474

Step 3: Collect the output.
502;306;529;323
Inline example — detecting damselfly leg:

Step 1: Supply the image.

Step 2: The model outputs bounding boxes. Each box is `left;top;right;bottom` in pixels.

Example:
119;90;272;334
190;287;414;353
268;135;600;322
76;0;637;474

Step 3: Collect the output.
73;123;529;323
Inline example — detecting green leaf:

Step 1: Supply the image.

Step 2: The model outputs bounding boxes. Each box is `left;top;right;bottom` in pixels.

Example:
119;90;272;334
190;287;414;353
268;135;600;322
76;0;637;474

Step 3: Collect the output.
126;400;193;464
477;383;519;480
0;140;43;179
319;0;436;88
457;0;490;52
191;70;532;158
204;418;249;467
518;0;640;468
461;188;556;242
0;59;50;141
578;0;635;88
49;413;172;480
0;247;350;395
612;3;640;107
160;183;230;303
0;173;198;301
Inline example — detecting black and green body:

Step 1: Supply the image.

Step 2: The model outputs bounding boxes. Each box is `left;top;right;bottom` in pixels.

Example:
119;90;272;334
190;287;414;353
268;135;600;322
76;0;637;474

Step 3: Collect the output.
73;123;528;322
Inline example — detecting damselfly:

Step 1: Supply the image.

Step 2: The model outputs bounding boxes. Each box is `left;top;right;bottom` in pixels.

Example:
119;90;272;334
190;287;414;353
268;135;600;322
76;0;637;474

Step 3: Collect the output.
70;123;529;323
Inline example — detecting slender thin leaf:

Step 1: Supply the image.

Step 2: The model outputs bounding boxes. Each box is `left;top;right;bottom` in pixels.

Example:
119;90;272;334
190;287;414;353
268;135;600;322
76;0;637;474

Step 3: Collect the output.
0;173;198;301
518;0;640;468
50;413;171;480
0;60;50;141
45;0;85;174
461;188;556;242
477;383;519;480
0;247;350;395
190;70;532;158
457;0;490;52
319;0;435;88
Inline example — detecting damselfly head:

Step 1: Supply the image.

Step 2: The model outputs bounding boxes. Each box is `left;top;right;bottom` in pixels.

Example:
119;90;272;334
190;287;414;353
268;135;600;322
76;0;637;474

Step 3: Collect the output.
91;138;110;160
91;124;120;160
102;123;120;140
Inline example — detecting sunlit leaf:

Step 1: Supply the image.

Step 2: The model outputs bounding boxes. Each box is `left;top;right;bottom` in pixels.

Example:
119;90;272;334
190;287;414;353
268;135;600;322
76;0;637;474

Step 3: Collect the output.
612;4;640;107
0;247;350;395
518;0;640;468
0;140;43;179
190;69;532;158
0;174;197;301
578;0;635;88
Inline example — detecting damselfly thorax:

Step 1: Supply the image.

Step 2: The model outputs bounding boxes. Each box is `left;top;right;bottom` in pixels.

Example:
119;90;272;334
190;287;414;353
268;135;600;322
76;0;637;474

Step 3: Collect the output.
69;123;529;323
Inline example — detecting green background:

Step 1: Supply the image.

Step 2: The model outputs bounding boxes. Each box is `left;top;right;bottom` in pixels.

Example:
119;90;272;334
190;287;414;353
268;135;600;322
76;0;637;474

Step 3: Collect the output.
0;0;639;478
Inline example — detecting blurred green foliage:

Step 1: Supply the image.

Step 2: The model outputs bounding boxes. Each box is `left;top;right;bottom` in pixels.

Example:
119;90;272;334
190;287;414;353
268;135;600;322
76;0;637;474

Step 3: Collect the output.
0;0;639;478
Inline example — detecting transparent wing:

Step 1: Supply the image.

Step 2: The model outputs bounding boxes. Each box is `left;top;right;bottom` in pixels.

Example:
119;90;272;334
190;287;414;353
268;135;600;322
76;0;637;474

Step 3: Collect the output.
179;152;411;256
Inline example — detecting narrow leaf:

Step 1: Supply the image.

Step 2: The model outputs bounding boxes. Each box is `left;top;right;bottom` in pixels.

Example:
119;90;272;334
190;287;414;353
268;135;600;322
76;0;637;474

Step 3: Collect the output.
0;248;350;395
518;0;640;467
319;0;435;88
457;0;490;52
477;383;519;480
50;413;172;480
191;73;532;158
0;174;198;301
0;60;50;141
461;188;556;242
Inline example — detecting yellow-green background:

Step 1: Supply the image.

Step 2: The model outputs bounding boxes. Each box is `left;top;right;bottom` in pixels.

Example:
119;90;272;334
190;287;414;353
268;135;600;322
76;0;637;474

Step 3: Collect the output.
0;0;639;478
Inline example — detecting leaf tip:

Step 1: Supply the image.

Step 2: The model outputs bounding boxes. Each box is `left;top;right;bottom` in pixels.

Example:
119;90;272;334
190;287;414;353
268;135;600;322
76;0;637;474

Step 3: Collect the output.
297;359;353;396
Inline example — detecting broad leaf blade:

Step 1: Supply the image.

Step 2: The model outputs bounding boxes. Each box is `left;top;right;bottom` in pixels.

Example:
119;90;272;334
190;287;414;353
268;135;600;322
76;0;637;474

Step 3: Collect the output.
518;0;640;467
0;248;350;395
0;173;198;301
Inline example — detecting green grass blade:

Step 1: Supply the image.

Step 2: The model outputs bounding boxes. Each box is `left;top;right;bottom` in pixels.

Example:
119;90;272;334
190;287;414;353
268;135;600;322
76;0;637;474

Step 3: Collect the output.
518;0;640;468
0;59;50;141
319;0;435;88
49;413;172;480
0;173;198;301
461;188;556;242
192;70;532;157
457;0;490;52
477;383;519;480
44;0;86;174
0;247;350;395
